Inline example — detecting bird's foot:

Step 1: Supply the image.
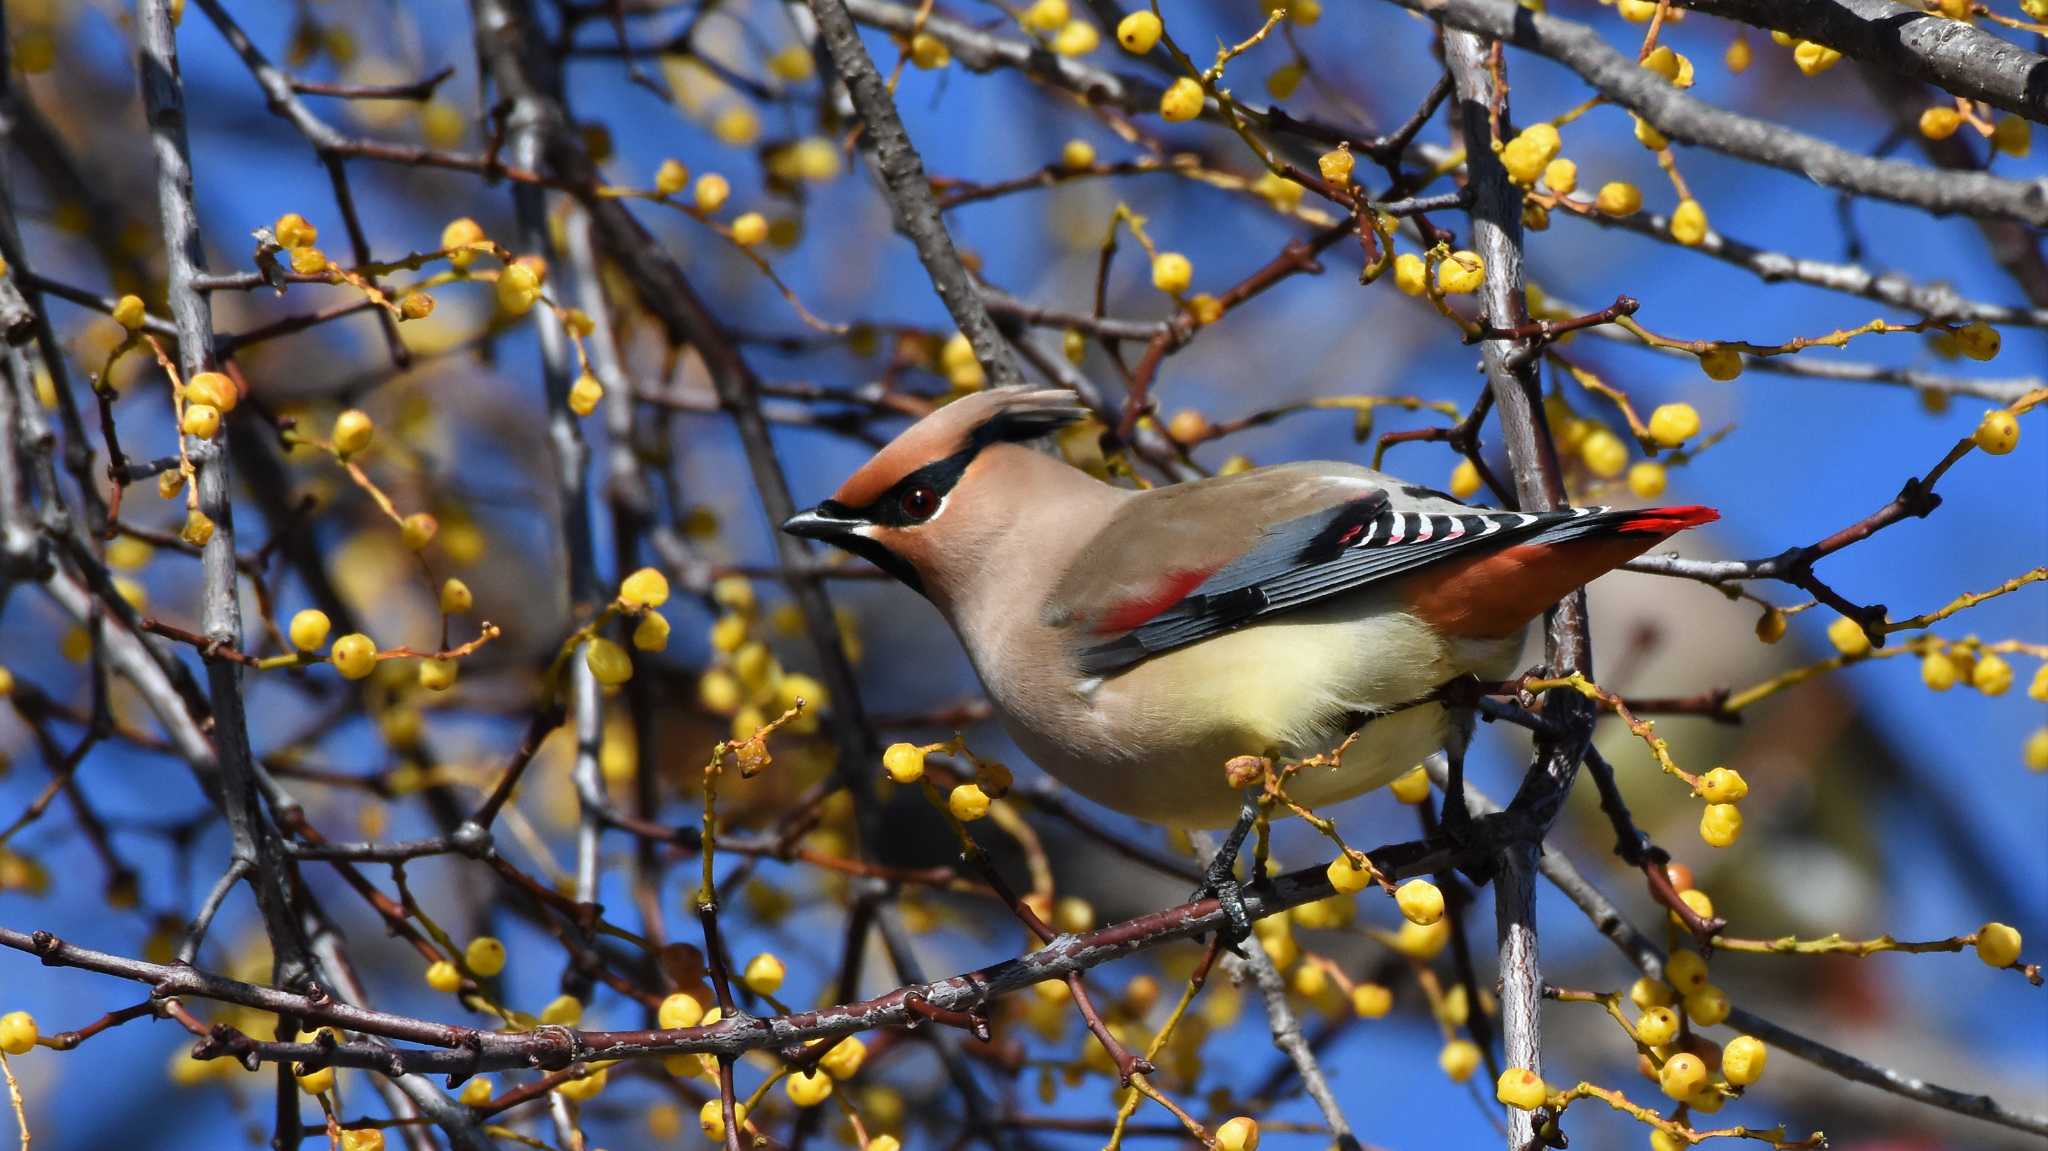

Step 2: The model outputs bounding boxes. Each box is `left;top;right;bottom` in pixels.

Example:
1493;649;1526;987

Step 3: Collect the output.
1193;788;1265;947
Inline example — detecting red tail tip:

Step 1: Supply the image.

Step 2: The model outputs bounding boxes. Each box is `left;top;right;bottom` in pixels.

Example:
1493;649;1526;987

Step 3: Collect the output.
1619;505;1720;534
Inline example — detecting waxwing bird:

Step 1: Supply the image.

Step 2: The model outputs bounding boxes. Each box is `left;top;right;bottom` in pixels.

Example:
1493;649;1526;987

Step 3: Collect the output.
784;388;1717;831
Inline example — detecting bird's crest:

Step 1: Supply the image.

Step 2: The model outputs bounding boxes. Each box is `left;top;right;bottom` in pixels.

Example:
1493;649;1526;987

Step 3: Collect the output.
829;387;1087;510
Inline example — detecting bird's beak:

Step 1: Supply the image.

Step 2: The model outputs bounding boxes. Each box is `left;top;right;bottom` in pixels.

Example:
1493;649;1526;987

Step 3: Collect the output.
781;505;855;541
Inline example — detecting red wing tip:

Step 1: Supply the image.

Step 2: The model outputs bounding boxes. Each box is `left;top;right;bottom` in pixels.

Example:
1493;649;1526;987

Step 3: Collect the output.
1619;505;1720;533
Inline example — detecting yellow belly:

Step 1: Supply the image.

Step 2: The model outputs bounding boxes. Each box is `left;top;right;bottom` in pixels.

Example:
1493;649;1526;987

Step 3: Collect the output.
997;600;1521;828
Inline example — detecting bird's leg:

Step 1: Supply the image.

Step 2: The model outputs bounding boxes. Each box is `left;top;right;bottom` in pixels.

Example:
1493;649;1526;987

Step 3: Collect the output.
1439;724;1474;844
1195;787;1263;944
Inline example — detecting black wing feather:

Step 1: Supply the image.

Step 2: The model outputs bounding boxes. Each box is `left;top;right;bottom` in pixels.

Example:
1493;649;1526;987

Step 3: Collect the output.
1077;502;1620;677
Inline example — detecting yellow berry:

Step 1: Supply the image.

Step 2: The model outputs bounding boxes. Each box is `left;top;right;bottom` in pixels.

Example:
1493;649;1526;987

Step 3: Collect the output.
712;104;760;145
557;1067;606;1101
1436;250;1484;294
1167;409;1209;443
659;992;705;1030
1500;135;1549;186
1993;115;2031;158
1972;652;2014;695
1543;157;1577;194
585;637;633;686
2029;726;2048;771
540;995;583;1026
1115;9;1162;53
1977;921;2022;966
1580;428;1628;478
1665;948;1710;993
184;370;238;413
1669;198;1708;246
442;218;487;268
743;952;785;995
1395;879;1444;925
1439;1039;1481;1082
440;578;473;614
1635;1005;1680;1046
268;212;317;251
180;510;215;547
289;609;333;652
1266;62;1303;100
462;936;506;977
568;372;603;417
1697;767;1748;803
458;1077;493;1107
290;247;330;276
819;1034;867;1078
1956;322;2001;362
1794;40;1843;75
652;158;691;197
699;1100;748;1141
401;512;438;551
1618;0;1657;20
297;1064;336;1094
496;261;541;316
0;1011;37;1055
1658;1052;1708;1100
619;566;670;609
1684;983;1731;1026
768;45;815;82
1496;1067;1548;1110
909;32;950;69
632;612;670;653
1922;650;1959;691
1642;45;1680;81
1920;106;1963;140
1647;402;1699;447
1325;855;1373;895
1393;252;1427;296
333;408;375;456
949;782;992;821
1633;114;1668;151
1151;252;1192;295
1215;1116;1260;1151
1350;982;1392;1018
1826;614;1870;657
1389;765;1432;804
113;294;147;331
883;742;926;784
1630;977;1675;1010
1699;346;1743;380
1676;888;1715;924
1022;0;1067;32
1051;19;1099;55
1755;606;1787;644
1723;1035;1767;1086
419;658;457;692
1627;461;1668;499
1973;409;2019;453
1725;36;1752;73
425;960;461;992
331;633;378;680
1061;138;1096;169
731;212;769;246
694;173;731;213
1595;181;1642;217
1160;77;1204;122
1318;147;1356;186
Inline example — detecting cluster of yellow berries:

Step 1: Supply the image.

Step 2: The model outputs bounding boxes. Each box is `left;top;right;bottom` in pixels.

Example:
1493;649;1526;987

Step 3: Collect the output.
1695;765;1748;848
178;370;239;441
1918;638;2021;697
1390;249;1487;298
879;740;1012;822
1017;0;1101;55
1500;123;1562;188
697;576;833;740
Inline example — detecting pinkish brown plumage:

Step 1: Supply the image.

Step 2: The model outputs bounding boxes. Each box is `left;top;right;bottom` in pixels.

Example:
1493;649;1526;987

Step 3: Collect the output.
786;388;1715;827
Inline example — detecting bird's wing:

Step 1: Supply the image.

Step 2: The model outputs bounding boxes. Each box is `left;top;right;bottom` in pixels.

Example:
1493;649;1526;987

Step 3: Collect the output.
1051;464;1711;678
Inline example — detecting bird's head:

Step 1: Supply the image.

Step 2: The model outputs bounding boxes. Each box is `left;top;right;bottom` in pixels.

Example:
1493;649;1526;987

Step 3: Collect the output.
782;387;1089;597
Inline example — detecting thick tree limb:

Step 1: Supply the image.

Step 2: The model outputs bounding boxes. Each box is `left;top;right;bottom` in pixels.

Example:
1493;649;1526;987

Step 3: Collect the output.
1677;0;2048;125
1389;0;2048;224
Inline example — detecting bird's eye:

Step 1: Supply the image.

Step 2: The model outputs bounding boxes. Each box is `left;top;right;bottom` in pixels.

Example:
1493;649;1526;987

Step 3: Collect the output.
898;484;939;522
